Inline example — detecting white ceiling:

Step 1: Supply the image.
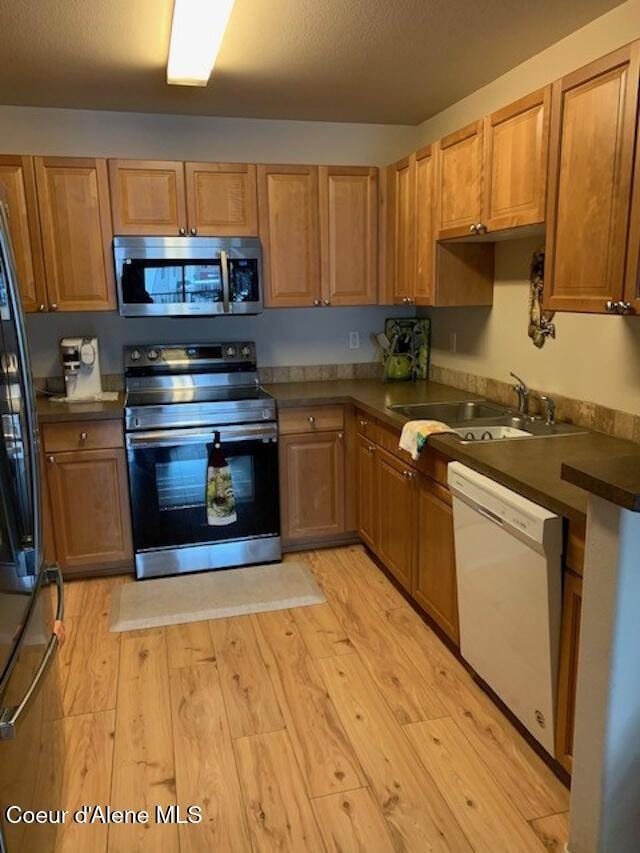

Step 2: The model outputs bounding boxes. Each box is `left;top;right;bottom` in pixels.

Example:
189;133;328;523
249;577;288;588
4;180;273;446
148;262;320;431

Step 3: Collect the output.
0;0;623;124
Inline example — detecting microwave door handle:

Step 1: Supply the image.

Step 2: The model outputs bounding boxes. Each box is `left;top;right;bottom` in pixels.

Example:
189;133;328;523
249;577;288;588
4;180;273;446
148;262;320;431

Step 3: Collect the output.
221;250;230;314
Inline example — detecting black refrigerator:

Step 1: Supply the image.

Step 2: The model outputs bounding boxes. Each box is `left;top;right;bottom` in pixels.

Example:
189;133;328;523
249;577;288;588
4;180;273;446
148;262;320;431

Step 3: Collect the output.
0;189;65;852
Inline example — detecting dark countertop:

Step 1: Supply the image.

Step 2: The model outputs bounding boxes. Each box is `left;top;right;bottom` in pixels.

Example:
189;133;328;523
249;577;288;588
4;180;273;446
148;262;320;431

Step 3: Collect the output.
562;457;640;513
36;393;126;423
265;379;640;523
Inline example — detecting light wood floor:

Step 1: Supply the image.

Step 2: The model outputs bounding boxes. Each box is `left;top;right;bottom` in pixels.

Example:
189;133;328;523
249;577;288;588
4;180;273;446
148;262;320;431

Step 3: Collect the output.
52;545;570;852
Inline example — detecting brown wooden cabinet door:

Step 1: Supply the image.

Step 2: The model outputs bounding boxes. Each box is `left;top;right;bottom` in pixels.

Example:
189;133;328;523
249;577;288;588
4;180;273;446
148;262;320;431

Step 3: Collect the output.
258;164;321;307
45;447;133;574
387;155;414;304
280;431;345;544
436;120;484;239
413;476;459;644
544;44;640;313
483;87;550;232
555;570;582;774
319;166;377;306
356;434;377;551
413;146;435;305
35;157;116;311
375;448;416;592
185;162;258;236
109;159;187;236
0;155;46;312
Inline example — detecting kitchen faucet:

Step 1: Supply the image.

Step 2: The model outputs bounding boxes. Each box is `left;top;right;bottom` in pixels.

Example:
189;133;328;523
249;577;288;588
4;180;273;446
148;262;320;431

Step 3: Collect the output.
510;372;529;415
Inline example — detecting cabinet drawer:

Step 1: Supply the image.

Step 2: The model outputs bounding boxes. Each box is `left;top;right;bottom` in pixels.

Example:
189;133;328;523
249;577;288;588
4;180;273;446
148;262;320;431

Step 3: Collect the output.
355;409;379;442
279;405;344;435
376;421;415;466
42;420;124;453
415;447;450;488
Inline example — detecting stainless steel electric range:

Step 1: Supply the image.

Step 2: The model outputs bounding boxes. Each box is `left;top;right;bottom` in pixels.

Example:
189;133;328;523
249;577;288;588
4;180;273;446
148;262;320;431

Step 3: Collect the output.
124;342;280;579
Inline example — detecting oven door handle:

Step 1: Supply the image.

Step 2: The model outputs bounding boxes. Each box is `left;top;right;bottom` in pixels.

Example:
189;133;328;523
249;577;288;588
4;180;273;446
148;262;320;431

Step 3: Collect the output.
126;423;278;449
221;250;230;314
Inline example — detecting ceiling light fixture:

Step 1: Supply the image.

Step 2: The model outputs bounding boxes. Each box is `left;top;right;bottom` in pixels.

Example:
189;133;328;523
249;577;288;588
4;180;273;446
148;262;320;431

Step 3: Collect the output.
167;0;236;86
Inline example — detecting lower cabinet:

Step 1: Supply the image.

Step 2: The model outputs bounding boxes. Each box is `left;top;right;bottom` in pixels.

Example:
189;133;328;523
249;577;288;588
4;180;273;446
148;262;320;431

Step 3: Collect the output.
279;430;345;545
356;434;377;550
555;569;583;773
413;475;459;644
374;447;416;592
42;420;133;577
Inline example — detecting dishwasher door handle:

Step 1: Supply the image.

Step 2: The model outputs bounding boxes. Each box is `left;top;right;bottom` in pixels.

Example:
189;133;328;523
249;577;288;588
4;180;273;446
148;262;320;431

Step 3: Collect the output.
474;504;505;526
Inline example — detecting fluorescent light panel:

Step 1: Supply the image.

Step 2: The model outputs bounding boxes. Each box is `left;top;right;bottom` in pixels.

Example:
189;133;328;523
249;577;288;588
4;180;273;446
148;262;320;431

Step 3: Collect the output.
167;0;236;86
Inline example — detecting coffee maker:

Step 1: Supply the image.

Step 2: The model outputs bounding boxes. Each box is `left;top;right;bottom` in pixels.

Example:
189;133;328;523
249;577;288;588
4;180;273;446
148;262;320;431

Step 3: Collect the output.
59;337;104;401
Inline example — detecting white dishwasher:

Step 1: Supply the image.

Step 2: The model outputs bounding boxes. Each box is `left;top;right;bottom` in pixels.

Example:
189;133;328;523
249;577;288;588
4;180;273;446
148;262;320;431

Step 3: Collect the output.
448;461;563;755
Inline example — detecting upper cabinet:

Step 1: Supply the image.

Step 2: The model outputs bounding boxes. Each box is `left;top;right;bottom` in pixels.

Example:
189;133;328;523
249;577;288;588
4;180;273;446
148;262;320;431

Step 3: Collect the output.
435;120;484;239
319;166;377;306
387;155;415;303
185;162;258;236
258;164;321;307
109;159;259;237
109;159;187;235
482;87;550;232
0;155;46;312
544;44;640;314
384;147;493;307
35;157;116;311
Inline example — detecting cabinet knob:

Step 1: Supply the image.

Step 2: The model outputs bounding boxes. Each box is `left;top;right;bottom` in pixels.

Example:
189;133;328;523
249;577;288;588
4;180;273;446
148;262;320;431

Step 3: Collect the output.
190;227;197;236
38;303;46;312
476;223;487;234
313;299;321;306
618;301;632;315
368;445;376;453
323;299;330;306
403;469;415;480
79;431;88;442
47;455;55;464
359;418;368;427
337;432;343;439
308;415;316;425
469;224;478;234
50;303;58;311
179;227;186;236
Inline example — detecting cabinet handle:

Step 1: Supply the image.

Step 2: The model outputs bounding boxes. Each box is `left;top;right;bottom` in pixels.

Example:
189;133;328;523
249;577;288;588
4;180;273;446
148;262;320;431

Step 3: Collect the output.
79;432;88;442
179;227;186;236
50;303;58;311
190;227;197;236
38;303;46;312
313;299;321;306
308;416;316;425
323;299;330;306
367;445;376;453
47;455;55;464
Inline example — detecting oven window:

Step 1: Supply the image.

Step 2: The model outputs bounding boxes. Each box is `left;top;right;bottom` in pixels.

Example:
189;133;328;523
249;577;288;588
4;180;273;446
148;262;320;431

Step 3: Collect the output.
127;437;279;551
120;259;223;306
156;455;255;512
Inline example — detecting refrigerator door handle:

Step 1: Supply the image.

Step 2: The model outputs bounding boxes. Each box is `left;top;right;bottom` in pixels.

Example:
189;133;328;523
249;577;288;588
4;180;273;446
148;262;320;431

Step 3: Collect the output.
0;201;41;570
0;566;64;742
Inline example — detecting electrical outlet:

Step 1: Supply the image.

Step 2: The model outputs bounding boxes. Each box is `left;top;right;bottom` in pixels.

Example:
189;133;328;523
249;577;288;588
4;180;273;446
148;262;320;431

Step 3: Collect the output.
449;332;457;353
349;331;360;350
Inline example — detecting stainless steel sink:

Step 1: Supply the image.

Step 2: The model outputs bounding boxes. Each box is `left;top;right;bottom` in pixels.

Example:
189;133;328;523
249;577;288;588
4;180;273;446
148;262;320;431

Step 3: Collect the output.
388;400;508;422
387;400;589;442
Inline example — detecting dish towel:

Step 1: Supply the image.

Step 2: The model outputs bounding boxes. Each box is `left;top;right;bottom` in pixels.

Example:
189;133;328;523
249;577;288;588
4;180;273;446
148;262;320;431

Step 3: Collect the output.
399;420;454;460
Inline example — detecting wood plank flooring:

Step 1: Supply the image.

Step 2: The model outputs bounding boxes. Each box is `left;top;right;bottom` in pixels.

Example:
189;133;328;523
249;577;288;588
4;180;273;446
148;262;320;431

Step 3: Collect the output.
50;546;569;852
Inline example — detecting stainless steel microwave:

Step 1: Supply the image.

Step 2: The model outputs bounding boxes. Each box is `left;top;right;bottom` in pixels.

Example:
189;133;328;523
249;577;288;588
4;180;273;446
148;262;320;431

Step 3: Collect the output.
113;236;263;317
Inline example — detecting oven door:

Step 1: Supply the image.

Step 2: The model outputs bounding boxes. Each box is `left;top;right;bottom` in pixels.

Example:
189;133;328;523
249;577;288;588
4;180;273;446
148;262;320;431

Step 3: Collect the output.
126;422;280;577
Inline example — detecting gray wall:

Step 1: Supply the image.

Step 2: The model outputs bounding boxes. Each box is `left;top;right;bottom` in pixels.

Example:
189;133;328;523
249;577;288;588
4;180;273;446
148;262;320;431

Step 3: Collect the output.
26;306;410;378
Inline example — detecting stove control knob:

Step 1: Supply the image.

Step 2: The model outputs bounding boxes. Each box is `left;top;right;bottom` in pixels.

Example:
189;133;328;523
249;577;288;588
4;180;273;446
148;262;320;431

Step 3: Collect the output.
241;345;252;357
130;349;142;362
147;348;159;361
225;345;236;358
